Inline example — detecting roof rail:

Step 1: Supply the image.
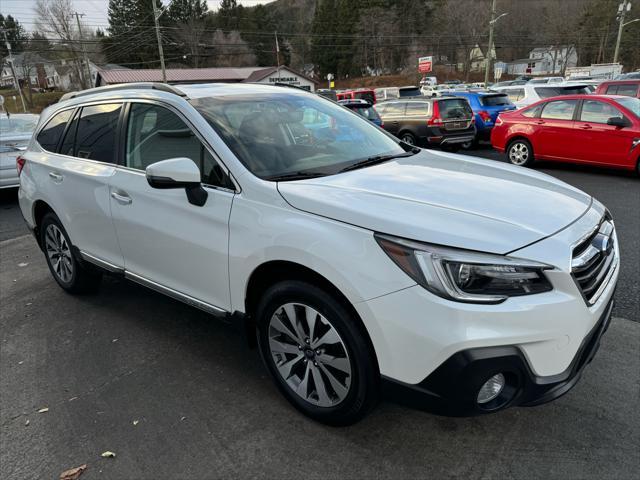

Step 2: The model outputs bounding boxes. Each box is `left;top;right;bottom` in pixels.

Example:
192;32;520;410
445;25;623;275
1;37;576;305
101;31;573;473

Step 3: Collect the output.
269;82;313;92
60;82;187;102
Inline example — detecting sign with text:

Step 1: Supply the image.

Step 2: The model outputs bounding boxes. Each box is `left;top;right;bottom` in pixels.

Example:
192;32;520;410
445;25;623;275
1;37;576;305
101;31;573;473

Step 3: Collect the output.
418;56;433;73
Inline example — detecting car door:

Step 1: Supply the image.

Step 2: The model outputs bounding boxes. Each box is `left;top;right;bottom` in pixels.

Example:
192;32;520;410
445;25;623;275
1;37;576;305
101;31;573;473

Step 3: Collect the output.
533;99;579;160
108;101;235;312
575;99;635;167
34;104;124;268
381;102;406;136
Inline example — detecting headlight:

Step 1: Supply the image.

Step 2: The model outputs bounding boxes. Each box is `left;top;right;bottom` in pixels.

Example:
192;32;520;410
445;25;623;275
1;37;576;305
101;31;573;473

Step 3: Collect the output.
375;233;553;304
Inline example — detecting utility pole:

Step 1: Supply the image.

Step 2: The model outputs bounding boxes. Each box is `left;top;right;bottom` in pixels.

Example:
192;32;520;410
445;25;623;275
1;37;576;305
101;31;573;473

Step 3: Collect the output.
614;0;639;64
72;12;92;89
2;29;26;112
484;0;497;86
152;0;167;83
275;32;281;79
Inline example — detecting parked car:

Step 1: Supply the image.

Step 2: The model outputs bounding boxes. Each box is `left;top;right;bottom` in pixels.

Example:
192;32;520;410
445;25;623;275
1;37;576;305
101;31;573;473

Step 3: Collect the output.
0;113;39;189
419;76;437;86
614;71;640;80
336;88;376;104
316;89;338;101
527;77;565;84
19;83;619;425
375;86;422;102
338;99;383;126
594;80;640;98
375;97;475;150
492;84;591;108
420;84;453;97
492;80;528;88
491;94;640;174
446;91;516;147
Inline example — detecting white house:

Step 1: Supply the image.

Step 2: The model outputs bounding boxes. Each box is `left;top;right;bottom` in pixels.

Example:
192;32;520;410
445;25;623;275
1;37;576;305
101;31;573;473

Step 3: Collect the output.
506;46;578;76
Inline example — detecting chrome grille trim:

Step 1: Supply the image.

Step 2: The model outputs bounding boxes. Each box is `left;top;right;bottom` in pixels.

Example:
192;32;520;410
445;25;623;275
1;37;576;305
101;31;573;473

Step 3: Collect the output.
571;215;617;306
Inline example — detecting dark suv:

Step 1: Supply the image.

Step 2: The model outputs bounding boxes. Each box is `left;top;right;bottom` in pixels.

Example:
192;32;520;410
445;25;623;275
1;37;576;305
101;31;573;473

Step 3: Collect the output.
375;97;475;150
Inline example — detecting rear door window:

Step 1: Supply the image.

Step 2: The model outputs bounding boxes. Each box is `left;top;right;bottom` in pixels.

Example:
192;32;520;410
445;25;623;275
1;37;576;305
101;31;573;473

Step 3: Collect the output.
605;85;619;95
74;103;122;162
438;98;473;120
540;100;578;120
615;84;639;97
36;109;73;152
405;102;430;116
480;94;512;106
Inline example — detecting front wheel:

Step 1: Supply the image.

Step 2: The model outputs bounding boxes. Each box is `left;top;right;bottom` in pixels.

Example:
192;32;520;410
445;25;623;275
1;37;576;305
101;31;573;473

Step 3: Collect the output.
256;281;379;425
507;138;534;167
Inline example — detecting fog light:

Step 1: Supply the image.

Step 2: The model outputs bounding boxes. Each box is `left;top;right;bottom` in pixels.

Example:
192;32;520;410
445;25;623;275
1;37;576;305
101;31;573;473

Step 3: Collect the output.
477;373;505;404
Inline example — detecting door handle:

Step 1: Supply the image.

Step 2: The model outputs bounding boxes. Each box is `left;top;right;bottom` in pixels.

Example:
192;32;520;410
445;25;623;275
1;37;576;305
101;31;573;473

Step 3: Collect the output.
535;120;545;125
579;124;592;130
49;172;63;182
111;191;132;205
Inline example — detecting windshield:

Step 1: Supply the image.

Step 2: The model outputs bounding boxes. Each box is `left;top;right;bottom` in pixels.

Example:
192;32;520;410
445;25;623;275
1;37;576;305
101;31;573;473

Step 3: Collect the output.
0;116;39;135
191;92;404;180
480;94;512;106
535;86;589;98
613;97;640;117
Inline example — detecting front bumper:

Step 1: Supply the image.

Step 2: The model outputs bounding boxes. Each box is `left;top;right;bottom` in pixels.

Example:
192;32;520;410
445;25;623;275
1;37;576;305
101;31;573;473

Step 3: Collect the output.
382;298;613;415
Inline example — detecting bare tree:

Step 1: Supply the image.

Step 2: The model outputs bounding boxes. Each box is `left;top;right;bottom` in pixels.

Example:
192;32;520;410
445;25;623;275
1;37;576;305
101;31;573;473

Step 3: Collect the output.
33;0;88;89
202;30;256;67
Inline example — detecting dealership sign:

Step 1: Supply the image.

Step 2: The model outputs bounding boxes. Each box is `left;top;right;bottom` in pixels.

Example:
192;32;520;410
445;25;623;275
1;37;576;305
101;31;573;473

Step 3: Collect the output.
418;56;433;73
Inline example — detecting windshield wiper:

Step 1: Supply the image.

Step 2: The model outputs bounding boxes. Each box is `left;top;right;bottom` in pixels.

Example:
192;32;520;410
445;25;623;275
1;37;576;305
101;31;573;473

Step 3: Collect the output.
339;150;418;173
267;171;327;182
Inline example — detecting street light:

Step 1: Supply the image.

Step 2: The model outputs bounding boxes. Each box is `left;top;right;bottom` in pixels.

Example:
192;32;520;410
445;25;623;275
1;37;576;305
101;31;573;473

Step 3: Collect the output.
613;0;638;63
484;0;508;85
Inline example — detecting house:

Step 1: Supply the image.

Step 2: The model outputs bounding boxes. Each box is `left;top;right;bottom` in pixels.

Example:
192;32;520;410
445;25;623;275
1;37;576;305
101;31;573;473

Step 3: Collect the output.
95;66;318;92
506;46;578;76
457;45;497;72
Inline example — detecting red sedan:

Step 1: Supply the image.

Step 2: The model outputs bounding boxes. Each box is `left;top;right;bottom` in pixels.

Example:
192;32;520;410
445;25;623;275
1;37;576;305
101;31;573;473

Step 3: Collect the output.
491;94;640;175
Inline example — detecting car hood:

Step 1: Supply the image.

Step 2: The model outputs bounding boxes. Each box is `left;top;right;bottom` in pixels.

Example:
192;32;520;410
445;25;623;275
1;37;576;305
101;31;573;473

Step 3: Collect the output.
277;151;592;254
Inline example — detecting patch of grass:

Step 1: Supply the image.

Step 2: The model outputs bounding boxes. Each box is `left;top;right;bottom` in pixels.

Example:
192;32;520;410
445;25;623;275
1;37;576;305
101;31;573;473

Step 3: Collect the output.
0;89;65;114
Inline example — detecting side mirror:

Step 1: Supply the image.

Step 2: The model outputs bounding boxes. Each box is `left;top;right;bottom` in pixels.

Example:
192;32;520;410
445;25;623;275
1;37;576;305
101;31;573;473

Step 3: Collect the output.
606;117;629;128
146;157;208;207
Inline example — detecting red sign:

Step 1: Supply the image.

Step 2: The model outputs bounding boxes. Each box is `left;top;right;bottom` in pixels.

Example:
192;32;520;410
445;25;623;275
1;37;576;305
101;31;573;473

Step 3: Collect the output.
418;56;433;73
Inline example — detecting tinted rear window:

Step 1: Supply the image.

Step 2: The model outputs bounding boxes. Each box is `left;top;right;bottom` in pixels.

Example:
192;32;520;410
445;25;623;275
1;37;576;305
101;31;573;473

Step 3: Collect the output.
399;88;421;97
438;99;472;119
354;91;375;104
74;103;122;163
37;110;73;152
480;94;512;106
535;86;589;98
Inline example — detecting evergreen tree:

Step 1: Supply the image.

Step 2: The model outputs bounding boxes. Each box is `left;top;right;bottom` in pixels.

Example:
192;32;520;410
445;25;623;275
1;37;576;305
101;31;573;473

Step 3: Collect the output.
167;0;208;23
0;15;27;59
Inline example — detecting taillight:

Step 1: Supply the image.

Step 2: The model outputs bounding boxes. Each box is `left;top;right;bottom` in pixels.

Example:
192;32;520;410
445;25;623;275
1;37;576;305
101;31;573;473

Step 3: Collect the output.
16;156;26;176
495;116;503;126
428;101;443;126
479;110;492;122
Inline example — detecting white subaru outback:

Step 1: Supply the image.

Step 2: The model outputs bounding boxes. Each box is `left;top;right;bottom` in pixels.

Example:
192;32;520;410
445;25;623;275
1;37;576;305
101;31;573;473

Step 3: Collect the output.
18;83;619;425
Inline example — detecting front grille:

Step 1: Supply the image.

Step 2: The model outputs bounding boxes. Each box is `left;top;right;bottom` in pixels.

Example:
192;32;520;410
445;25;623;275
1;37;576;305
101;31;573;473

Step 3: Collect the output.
571;216;617;305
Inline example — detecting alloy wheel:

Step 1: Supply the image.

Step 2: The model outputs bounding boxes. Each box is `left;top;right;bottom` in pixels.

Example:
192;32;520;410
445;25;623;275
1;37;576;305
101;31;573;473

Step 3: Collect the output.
509;142;529;165
401;134;415;146
44;224;74;283
268;303;352;407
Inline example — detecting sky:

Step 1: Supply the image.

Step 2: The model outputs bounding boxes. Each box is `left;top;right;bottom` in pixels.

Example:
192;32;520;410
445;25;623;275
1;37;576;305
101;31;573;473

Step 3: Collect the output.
0;0;270;32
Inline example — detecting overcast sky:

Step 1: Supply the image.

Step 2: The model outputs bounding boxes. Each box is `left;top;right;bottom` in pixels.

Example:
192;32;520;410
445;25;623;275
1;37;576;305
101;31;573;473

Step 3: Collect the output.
1;0;270;31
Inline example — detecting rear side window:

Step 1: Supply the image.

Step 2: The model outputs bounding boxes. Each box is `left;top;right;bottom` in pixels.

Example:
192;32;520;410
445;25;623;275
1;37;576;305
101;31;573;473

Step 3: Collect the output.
540;100;578;120
481;94;512;106
506;88;525;102
36;110;73;152
74;104;122;162
605;85;619;94
438;99;473;119
405;102;430;116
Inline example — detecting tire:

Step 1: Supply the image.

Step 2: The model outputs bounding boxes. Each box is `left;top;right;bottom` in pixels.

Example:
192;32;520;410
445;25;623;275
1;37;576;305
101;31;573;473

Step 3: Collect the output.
256;280;379;426
506;138;534;167
461;139;478;150
400;132;417;146
40;212;102;294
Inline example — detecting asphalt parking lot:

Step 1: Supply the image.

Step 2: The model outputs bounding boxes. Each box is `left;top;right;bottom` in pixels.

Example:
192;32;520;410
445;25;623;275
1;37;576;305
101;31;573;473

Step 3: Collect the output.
1;152;639;479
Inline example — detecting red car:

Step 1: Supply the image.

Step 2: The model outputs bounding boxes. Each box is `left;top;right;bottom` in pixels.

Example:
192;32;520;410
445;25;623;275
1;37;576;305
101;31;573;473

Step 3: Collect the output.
491;94;640;174
336;89;376;104
594;80;640;98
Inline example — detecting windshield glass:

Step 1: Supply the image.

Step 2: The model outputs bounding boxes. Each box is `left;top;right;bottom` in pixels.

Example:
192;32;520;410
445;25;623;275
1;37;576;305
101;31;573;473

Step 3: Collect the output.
535;86;589;98
0;116;38;135
613;97;640;117
480;94;512;106
191;92;404;180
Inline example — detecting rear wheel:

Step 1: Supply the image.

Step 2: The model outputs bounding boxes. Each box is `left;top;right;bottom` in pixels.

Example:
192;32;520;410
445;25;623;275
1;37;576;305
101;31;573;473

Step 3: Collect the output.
507;138;534;167
40;213;102;293
256;280;379;426
400;132;417;146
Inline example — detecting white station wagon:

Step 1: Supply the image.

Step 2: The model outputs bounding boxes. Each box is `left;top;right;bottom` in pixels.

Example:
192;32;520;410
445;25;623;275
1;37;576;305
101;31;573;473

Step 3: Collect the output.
18;83;619;425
